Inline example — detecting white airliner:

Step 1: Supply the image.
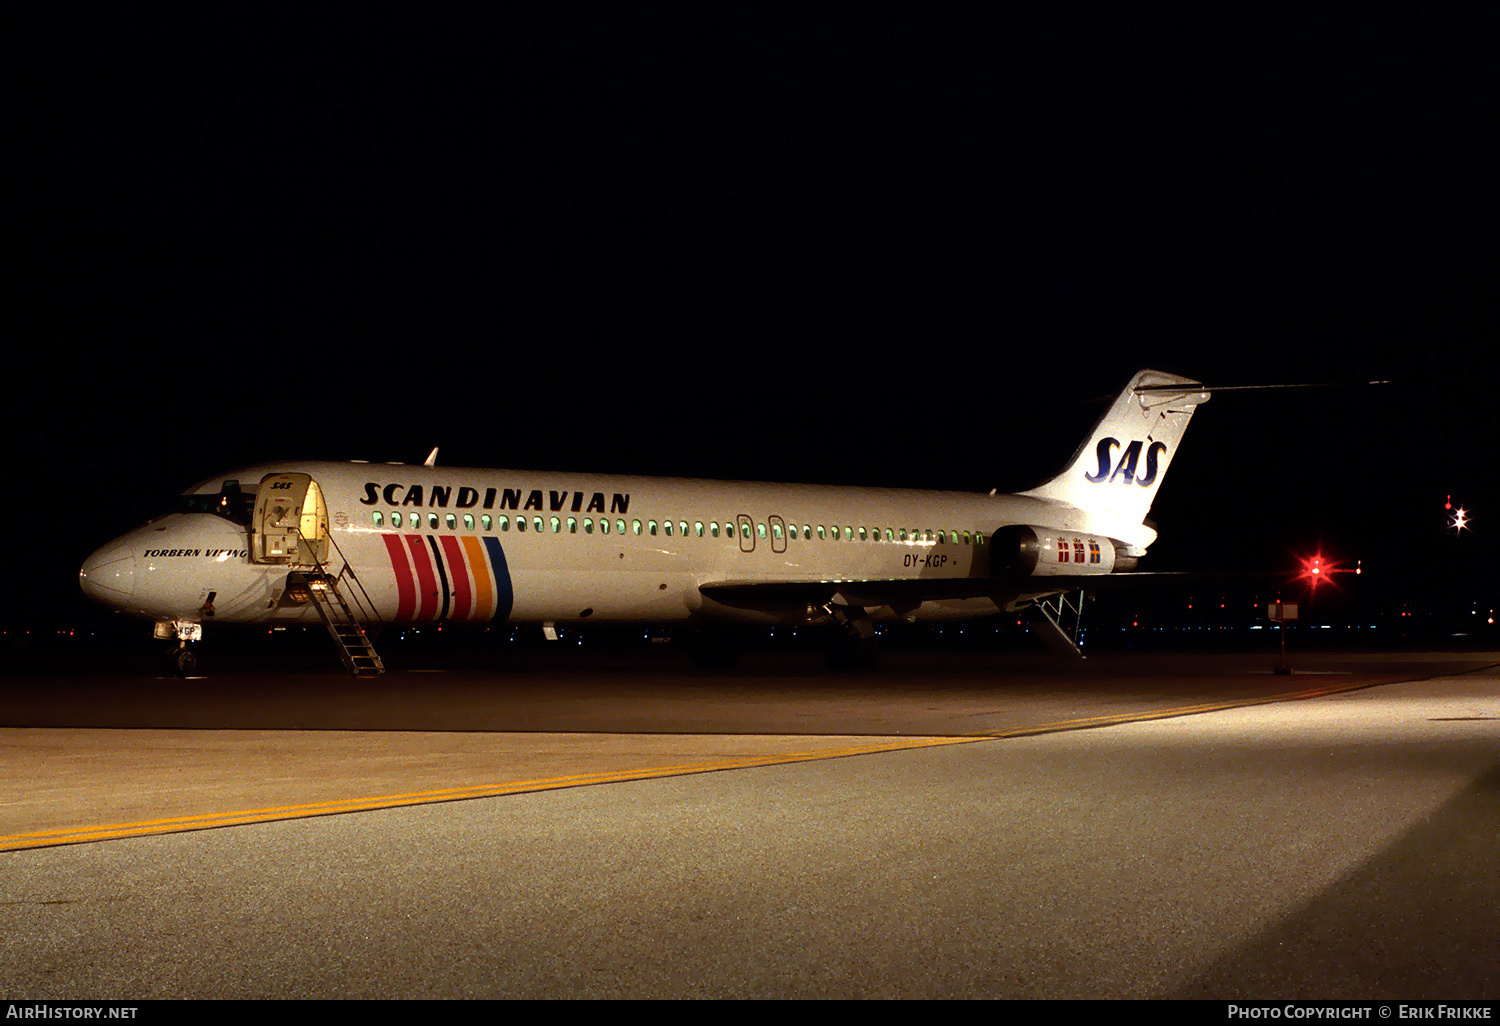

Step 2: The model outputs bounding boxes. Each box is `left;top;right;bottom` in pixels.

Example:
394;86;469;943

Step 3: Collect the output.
79;369;1208;674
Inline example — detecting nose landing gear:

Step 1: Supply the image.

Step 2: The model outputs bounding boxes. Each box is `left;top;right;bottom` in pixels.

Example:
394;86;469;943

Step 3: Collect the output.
154;620;203;677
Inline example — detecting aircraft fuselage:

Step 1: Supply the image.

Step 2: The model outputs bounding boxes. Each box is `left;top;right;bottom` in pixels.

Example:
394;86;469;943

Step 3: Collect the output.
82;462;1107;629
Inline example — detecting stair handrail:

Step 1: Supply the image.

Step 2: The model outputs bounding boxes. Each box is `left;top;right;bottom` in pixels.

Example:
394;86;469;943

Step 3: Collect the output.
326;529;383;630
295;528;384;632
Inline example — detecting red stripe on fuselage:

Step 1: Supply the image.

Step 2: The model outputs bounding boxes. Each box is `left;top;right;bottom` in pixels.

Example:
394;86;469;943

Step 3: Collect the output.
406;535;440;621
381;534;416;621
438;535;473;621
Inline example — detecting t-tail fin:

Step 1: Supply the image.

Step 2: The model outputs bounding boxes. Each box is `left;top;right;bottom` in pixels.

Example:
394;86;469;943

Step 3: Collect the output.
1020;369;1209;526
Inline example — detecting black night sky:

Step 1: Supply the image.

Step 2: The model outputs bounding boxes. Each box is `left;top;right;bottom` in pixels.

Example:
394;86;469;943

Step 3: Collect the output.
8;6;1494;635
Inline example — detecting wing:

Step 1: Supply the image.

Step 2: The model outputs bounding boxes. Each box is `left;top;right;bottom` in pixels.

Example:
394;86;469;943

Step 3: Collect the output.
698;573;1203;612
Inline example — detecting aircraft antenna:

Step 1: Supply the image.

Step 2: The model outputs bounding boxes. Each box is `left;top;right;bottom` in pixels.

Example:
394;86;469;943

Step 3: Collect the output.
1134;380;1390;392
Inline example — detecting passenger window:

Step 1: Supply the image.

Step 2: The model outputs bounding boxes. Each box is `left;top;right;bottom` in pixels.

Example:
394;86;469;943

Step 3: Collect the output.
710;521;719;538
858;527;868;542
788;524;797;540
600;517;610;535
516;516;526;532
726;523;735;539
446;514;457;530
568;517;578;533
497;516;507;531
550;516;561;533
663;520;673;537
429;513;439;530
695;521;704;537
616;519;625;534
679;521;688;537
534;516;544;532
963;531;971;545
757;522;767;539
633;519;642;535
773;523;784;540
649;520;658;536
899;529;907;542
373;510;384;527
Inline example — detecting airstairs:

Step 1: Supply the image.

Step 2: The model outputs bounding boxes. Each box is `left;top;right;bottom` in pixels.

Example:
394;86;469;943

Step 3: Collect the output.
1029;588;1088;661
247;472;385;676
288;539;386;677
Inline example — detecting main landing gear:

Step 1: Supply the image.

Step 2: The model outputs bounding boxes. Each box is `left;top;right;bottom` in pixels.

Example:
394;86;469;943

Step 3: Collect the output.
821;603;879;669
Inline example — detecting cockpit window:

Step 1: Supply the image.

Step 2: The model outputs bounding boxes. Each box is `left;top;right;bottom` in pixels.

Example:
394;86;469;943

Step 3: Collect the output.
175;481;251;525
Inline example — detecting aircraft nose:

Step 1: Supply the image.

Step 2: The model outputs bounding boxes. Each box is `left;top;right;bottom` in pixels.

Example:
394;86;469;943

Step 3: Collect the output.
80;540;137;606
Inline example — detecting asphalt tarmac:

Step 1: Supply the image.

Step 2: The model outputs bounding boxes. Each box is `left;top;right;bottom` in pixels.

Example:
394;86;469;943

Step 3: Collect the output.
1;647;1496;998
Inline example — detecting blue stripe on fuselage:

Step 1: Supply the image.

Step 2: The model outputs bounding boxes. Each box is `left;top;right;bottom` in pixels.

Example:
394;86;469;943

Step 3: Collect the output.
482;536;514;622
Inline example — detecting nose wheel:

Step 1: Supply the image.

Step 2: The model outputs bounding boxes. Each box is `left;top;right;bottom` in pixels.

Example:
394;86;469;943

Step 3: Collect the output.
165;644;198;677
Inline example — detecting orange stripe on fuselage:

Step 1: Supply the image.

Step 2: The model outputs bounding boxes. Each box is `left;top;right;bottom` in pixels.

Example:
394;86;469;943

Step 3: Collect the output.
462;535;493;620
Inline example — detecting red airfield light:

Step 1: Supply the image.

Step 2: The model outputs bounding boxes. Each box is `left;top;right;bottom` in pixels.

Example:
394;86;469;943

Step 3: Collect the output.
1294;548;1354;594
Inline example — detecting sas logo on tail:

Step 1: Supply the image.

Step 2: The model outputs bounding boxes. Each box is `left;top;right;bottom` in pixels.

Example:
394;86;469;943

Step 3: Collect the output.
1083;438;1168;487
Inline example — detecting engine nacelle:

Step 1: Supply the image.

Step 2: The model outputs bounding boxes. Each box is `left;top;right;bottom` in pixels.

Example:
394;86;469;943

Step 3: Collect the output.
990;525;1126;576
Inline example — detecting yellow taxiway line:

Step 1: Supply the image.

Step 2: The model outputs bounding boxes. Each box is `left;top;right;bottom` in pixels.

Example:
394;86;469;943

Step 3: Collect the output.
1;677;1383;852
